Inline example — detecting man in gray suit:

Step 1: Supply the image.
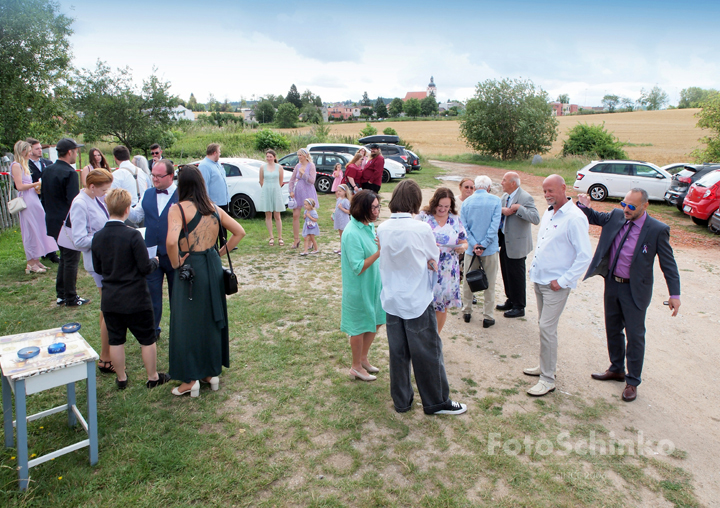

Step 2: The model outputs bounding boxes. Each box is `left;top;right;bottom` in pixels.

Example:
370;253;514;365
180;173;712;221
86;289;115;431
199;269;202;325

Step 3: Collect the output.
496;172;540;318
578;189;681;402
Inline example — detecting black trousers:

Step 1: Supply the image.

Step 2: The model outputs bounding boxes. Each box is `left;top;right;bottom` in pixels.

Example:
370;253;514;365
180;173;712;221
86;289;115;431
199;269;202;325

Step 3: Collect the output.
498;231;527;309
56;245;81;302
604;277;647;387
361;182;381;193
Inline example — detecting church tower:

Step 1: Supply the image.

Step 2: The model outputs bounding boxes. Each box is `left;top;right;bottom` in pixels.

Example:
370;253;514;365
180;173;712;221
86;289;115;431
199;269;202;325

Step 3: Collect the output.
427;76;437;97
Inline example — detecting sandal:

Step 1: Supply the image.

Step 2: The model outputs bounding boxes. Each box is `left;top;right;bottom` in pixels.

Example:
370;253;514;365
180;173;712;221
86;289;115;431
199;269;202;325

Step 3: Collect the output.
278;238;284;246
268;238;274;246
292;240;301;249
98;360;115;374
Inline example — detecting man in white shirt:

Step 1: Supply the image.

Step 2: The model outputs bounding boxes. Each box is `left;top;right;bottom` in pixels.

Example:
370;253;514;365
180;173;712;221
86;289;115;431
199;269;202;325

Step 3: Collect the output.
525;175;591;397
377;179;467;416
111;145;149;208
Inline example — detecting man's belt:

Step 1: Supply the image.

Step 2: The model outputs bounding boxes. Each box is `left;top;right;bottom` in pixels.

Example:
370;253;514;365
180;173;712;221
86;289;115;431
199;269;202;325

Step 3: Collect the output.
612;275;630;283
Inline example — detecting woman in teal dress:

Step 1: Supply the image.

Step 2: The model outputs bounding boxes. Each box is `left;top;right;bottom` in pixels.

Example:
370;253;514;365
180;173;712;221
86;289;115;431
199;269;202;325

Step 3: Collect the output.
340;190;385;382
166;165;246;397
258;149;285;246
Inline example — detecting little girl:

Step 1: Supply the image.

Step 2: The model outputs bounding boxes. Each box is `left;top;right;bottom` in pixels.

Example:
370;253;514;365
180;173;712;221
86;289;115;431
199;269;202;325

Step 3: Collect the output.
332;184;351;255
331;163;343;192
301;198;319;255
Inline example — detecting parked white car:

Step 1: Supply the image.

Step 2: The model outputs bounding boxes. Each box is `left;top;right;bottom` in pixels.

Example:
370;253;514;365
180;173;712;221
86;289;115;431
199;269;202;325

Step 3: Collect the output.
189;158;292;219
573;160;672;201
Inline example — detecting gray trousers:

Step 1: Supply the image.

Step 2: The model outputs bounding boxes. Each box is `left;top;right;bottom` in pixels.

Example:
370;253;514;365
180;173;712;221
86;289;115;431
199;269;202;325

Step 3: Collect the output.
387;304;450;414
534;283;571;384
462;252;499;319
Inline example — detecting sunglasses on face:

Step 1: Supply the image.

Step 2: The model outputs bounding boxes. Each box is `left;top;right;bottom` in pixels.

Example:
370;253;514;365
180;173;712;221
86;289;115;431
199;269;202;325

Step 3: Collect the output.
620;201;637;211
151;151;160;155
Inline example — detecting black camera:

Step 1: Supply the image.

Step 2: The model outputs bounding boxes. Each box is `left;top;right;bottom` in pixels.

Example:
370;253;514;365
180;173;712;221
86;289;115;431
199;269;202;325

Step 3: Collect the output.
178;263;195;300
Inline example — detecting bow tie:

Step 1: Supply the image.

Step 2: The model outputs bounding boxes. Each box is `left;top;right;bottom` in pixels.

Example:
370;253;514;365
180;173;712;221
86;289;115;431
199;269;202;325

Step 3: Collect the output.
156;189;168;195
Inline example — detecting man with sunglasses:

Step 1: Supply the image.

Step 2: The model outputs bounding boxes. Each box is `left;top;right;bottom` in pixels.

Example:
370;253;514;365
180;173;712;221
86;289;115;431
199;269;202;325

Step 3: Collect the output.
148;144;173;171
578;189;680;402
128;160;178;338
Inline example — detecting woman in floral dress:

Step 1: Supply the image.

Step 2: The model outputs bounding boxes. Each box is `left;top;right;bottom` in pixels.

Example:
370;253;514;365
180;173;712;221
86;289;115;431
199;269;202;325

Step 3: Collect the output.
417;187;468;333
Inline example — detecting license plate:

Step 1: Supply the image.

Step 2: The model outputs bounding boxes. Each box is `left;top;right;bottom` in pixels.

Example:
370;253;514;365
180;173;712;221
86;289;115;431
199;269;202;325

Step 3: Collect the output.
664;192;670;199
683;205;691;212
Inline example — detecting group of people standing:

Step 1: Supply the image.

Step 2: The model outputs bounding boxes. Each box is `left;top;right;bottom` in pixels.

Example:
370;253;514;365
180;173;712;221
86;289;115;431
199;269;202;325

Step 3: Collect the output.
11;137;244;397
339;171;682;413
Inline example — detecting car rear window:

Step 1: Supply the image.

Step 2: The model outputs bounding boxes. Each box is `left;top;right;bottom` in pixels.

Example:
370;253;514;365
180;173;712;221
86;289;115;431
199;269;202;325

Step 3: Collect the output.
696;170;720;187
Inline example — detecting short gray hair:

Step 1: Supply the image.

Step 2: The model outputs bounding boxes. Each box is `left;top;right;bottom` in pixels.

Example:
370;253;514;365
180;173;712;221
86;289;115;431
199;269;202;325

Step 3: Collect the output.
475;175;492;190
630;188;649;203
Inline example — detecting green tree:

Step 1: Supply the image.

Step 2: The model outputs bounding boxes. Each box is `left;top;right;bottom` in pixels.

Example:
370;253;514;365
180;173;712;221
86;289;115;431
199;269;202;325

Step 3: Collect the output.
206;93;219;112
421;95;439;117
264;94;285;108
679;87;718;109
638;86;669;111
72;61;179;153
562;122;627;159
254;129;290;152
404;98;422;118
557;93;570;104
361;91;372;107
187;93;199;111
691;93;720;162
0;0;74;151
360;123;377;137
602;94;620;113
254;100;275;123
374;98;388;118
460;78;558;160
313;96;323;107
275;103;299;128
300;103;322;124
620;97;635;112
360;107;373;119
388;98;404;118
383;127;398;136
285;84;302;109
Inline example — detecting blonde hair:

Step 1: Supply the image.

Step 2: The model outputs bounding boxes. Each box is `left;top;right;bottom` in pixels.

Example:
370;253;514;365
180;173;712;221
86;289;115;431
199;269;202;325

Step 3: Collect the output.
13;140;31;175
298;148;311;163
105;188;132;217
304;198;316;208
348;148;366;166
85;168;114;188
337;184;351;197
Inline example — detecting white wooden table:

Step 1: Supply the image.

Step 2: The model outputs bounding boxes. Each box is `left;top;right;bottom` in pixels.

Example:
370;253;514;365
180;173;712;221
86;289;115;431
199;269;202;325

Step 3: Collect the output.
0;327;99;490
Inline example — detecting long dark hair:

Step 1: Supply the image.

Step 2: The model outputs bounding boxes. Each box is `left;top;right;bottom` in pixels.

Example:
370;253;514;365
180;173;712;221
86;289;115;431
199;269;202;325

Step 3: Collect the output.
89;148;111;170
177;165;216;216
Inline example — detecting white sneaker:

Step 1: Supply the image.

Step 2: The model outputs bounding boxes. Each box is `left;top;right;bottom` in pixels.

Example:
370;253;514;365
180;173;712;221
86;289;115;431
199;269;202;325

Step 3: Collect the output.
523;365;541;376
527;380;555;397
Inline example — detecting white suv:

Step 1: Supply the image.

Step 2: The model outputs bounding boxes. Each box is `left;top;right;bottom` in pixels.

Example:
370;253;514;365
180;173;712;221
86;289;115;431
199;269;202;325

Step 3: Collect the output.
573;160;672;201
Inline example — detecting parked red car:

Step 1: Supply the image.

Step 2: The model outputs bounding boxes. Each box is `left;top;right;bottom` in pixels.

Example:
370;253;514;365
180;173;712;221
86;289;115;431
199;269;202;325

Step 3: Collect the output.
682;170;720;225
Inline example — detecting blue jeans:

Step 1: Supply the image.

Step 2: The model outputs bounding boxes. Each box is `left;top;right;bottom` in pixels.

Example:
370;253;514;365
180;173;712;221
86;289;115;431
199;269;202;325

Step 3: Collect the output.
386;304;450;414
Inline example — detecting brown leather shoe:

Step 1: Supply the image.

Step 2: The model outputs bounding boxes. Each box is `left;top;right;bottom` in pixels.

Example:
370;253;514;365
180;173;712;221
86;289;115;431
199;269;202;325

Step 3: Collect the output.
591;369;625;382
622;384;637;402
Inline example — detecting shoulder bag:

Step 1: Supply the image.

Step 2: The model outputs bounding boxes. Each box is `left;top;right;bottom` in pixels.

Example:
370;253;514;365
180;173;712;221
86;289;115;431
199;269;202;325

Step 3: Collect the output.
57;209;79;250
7;196;27;215
465;254;489;292
215;207;238;295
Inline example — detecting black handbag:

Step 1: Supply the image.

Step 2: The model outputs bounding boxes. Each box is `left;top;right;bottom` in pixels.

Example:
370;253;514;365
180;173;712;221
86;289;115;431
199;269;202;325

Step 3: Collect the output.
216;208;238;295
465;254;489;292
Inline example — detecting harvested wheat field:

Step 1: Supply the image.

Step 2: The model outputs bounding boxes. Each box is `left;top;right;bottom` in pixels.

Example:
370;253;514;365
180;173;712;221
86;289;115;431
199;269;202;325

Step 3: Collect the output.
289;108;708;165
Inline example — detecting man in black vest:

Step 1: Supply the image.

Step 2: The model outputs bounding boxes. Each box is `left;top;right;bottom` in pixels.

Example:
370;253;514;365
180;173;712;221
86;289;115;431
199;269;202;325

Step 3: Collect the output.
26;137;60;263
42;138;88;306
129;159;178;337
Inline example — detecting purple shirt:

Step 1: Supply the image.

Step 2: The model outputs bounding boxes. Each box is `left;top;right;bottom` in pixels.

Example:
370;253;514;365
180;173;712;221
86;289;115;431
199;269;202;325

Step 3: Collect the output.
609;212;646;279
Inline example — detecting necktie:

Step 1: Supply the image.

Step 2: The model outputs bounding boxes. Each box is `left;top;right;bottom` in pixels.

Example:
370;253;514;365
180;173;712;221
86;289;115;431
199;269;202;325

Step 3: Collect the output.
499;195;511;232
156;189;168;195
609;221;633;276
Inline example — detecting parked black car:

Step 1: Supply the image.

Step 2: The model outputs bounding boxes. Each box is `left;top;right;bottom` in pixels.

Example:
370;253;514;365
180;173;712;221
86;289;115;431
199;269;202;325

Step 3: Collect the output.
358;134;416;171
279;151;348;194
664;163;720;212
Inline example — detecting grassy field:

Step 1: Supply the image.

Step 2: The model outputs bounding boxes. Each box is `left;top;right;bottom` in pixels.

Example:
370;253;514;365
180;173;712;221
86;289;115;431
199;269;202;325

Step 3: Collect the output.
283;109;707;167
0;161;700;507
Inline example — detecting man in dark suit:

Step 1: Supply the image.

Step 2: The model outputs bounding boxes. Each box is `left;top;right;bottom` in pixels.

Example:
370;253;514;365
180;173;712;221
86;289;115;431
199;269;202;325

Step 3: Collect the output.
128;159;178;337
496;172;539;318
578;188;681;402
26;137;60;263
42;138;88;307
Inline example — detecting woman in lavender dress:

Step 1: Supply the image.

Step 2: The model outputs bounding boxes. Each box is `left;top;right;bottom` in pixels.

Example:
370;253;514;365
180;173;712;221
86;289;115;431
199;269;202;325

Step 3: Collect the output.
70;168;114;373
288;148;318;248
417;187;468;334
10;140;57;274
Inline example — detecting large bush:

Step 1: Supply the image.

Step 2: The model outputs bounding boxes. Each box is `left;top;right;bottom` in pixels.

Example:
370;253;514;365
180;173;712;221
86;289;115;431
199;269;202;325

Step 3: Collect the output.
255;129;290;152
383;127;398;136
360;123;377;137
562;123;627;160
692;93;720;162
460;78;558;160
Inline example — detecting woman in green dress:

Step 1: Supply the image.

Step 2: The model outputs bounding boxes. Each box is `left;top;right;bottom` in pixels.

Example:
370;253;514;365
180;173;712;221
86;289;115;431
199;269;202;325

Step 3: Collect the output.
258;149;285;246
340;190;385;382
166;165;246;397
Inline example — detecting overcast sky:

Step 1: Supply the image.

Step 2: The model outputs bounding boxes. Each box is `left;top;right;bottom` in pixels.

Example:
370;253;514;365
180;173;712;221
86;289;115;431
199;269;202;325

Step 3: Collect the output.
59;0;720;107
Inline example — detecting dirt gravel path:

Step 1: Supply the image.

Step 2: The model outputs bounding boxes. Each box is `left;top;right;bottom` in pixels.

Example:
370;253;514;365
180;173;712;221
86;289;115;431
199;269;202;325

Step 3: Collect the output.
418;161;720;506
